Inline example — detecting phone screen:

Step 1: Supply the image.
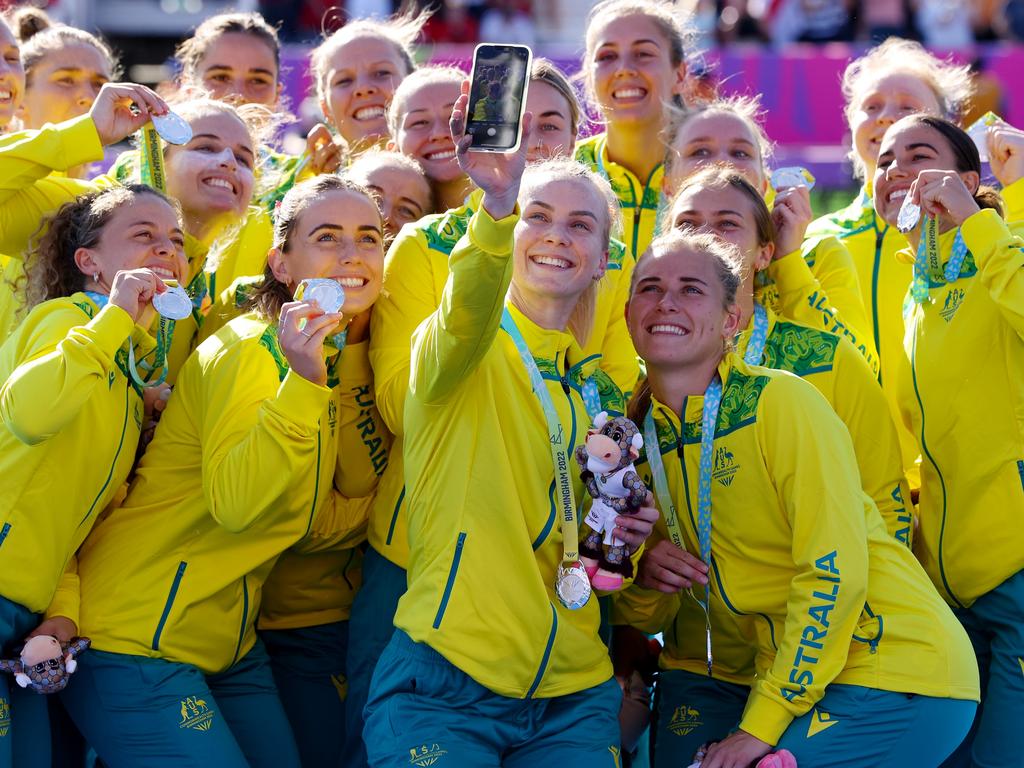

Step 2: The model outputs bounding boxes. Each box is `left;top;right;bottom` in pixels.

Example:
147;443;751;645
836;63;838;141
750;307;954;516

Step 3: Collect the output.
466;44;532;152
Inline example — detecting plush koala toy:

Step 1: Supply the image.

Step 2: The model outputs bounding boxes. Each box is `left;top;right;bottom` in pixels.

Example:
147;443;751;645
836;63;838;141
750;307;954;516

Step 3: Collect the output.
0;635;90;694
575;411;648;591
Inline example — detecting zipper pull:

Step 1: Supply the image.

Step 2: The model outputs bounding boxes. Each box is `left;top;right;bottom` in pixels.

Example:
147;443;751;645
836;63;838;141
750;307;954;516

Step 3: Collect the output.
560;375;570;395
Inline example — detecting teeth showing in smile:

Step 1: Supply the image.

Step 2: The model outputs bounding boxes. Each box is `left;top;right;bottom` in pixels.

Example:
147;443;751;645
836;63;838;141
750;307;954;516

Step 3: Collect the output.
151;267;176;280
0;90;11;102
649;324;686;335
888;189;908;203
337;277;367;288
424;149;456;161
532;255;572;269
354;106;385;120
613;88;645;100
204;178;233;192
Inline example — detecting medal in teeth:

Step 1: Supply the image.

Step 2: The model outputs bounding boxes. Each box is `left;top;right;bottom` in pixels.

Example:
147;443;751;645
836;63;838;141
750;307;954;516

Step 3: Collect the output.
896;193;921;234
295;278;346;314
152;280;193;321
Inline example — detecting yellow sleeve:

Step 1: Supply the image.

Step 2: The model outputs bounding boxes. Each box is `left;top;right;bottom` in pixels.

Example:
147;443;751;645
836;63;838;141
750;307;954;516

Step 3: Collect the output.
740;375;870;746
0;303;135;445
1003;178;1024;224
830;342;914;547
410;207;517;405
289;492;373;555
334;340;391;498
44;555;80;630
600;248;640;396
369;225;441;435
0;117;105;255
199;344;333;534
961;209;1024;338
769;240;880;376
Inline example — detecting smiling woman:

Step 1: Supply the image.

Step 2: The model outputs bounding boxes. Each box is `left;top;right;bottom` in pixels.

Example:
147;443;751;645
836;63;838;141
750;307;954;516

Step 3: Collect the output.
0;16;24;132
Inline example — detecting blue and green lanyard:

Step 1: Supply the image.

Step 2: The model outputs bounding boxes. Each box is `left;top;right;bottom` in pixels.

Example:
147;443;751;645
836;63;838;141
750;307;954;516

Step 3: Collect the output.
642;374;723;677
911;216;969;304
85;291;173;389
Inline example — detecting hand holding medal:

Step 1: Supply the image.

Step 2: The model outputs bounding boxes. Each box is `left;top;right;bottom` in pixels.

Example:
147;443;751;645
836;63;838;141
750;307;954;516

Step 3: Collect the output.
906;170;981;228
277;279;347;386
88;82;171;147
107;268;170;324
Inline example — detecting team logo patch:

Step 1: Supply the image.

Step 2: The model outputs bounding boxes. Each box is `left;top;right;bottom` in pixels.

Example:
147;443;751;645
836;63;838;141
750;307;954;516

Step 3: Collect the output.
668;704;703;736
179;695;214;731
0;696;10;738
940;288;965;323
409;744;447;766
712;446;739;487
807;707;838;738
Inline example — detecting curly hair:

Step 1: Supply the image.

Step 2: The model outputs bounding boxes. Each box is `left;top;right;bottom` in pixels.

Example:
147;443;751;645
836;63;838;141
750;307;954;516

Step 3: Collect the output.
24;185;177;310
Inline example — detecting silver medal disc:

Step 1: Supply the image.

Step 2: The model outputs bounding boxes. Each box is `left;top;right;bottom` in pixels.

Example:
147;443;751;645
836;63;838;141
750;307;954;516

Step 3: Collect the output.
295;278;346;314
152;284;193;320
896;195;921;233
555;562;592;610
770;166;815;191
151;111;193;145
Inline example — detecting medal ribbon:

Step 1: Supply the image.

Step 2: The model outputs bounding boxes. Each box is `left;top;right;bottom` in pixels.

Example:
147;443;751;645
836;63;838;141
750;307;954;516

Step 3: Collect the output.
913;217;970;304
742;302;769;366
501;309;579;564
139;124;167;193
85;291;171;389
943;229;969;284
642;375;723;676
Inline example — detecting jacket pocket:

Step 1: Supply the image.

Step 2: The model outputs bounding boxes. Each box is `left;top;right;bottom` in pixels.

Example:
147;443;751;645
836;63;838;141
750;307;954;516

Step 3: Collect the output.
151;561;188;651
0;522;10;549
432;532;466;630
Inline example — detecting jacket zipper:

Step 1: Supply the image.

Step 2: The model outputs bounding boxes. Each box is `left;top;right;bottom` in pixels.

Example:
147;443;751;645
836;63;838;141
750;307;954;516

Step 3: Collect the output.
232;574;249;664
871;223;886;384
151;561;188;650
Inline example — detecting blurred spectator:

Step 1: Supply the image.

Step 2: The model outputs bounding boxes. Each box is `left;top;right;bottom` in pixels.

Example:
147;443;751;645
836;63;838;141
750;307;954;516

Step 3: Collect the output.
972;0;1004;41
858;0;911;43
912;0;974;49
478;0;536;46
1006;0;1024;39
422;1;480;43
962;57;1005;125
766;0;855;45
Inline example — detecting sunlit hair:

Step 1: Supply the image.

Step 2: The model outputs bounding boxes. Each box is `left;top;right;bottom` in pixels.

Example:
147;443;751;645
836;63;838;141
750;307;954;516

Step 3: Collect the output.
531;58;583;138
386;65;465;138
518;158;620;346
246;174;382;322
346;148;435;224
663;95;772;179
843;37;972;178
175;12;281;84
9;7;120;83
627;230;746;424
582;0;691;110
666;165;775;247
310;9;428;106
24;185;178;310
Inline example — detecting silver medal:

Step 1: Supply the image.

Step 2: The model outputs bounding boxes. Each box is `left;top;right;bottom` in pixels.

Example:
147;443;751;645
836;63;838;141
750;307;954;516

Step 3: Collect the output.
151;111;193;145
152;282;192;320
554;561;592;610
770;166;815;191
896;195;921;233
295;278;346;314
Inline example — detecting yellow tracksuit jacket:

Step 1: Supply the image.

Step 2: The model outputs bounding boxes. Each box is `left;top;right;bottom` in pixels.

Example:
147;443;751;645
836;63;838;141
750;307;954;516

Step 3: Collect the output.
74;314;370;673
367;187;638;571
259;342;388;631
895;209;1024;608
575;133;662;261
618;355;978;745
396;205;632;698
0;295;150;615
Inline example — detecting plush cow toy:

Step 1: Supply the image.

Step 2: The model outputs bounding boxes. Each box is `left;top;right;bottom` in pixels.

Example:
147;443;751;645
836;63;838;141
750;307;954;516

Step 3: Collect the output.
0;634;90;694
575;412;648;591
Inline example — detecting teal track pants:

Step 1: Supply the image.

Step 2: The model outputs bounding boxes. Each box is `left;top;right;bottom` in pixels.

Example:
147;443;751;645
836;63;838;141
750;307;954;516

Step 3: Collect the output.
344;546;407;768
944;568;1024;768
0;596;48;768
60;641;301;768
364;630;624;768
650;669;748;767
261;621;349;768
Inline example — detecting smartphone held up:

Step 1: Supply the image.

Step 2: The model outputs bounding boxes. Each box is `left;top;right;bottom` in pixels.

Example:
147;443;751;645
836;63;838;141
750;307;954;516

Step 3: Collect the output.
466;43;532;152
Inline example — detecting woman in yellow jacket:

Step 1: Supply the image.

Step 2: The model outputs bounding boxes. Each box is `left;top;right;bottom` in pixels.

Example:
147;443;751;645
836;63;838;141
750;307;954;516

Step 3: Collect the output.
623;229;978;767
58;175;383;768
362;90;658;768
0;17;24;134
614;167;913;765
661;97;878;376
0;183;186;768
574;0;688;260
351;63;638;767
873;114;1024;768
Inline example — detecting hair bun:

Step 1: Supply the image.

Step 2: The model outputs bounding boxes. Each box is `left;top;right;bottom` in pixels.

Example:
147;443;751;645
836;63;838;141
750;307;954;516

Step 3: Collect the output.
11;7;53;43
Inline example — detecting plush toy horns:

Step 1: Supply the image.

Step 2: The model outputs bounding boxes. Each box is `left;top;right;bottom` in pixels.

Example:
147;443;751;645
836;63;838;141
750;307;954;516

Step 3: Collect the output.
594;411;610;429
631;432;644;450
